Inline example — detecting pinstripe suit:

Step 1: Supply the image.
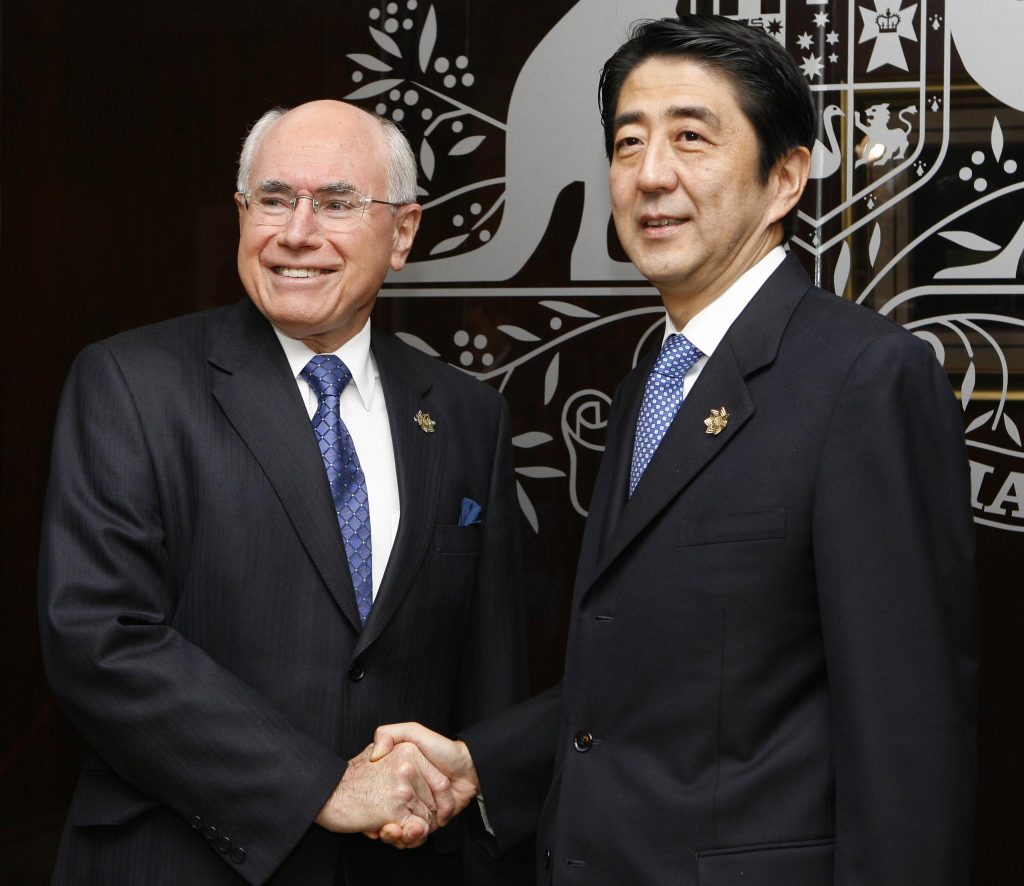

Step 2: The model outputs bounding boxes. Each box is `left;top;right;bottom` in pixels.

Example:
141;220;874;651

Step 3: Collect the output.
39;297;527;885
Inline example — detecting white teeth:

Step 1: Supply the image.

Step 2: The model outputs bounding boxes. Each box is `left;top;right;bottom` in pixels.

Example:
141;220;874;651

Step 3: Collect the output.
276;267;325;277
645;219;683;228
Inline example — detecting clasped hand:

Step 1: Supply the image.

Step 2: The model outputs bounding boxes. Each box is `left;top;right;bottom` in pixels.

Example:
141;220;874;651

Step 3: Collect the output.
315;724;480;849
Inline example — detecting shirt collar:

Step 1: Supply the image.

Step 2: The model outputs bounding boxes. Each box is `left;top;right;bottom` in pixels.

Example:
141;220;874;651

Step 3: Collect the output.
272;318;378;411
663;245;787;356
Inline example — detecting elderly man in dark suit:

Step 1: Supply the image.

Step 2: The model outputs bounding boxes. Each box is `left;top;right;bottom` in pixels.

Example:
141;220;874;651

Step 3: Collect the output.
39;100;527;885
371;16;978;885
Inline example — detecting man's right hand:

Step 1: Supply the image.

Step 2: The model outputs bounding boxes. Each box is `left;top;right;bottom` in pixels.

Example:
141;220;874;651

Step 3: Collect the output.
315;740;455;848
369;723;481;847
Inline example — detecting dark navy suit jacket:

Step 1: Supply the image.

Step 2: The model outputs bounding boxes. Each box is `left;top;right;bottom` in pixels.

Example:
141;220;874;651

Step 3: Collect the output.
464;254;977;886
39;298;528;885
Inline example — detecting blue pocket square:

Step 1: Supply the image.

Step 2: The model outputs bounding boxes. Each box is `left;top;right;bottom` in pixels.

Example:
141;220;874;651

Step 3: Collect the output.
459;498;483;526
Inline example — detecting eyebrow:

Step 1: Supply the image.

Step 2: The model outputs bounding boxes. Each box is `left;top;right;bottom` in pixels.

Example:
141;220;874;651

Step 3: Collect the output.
255;179;360;193
612;104;721;132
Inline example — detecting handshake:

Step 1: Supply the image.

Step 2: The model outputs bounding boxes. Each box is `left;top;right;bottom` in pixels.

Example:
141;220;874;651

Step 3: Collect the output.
314;723;480;848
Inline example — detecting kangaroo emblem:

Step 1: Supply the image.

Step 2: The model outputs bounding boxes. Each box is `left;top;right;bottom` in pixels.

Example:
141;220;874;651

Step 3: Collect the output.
395;0;679;284
854;103;917;167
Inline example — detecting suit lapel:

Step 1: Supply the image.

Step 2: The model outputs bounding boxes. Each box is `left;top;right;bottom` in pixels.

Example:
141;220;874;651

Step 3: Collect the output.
585;253;812;592
573;360;648;594
208;300;363;631
355;330;443;655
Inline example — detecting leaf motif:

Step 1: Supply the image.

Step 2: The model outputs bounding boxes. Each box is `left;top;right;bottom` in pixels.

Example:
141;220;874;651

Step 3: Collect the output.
415;185;429;197
543;353;559;405
345;78;405;100
418;5;437;73
938;230;1001;252
516;480;539;533
420;139;435;180
394;332;440;357
512;432;553;448
961;362;976;409
346;53;393;72
539;300;599;319
868;223;881;267
369;27;402;58
449;135;486;156
912;330;945;367
965;410;993;434
1005;413;1022;447
991;116;1004;162
833;241;851;297
429;233;470;255
516;466;567;479
497;324;541;342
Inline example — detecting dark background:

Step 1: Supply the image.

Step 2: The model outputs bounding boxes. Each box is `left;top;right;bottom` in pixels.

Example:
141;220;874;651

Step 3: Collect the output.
3;1;1021;882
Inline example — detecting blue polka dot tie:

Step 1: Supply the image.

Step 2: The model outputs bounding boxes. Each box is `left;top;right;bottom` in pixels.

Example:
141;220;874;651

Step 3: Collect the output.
301;355;373;624
629;334;703;496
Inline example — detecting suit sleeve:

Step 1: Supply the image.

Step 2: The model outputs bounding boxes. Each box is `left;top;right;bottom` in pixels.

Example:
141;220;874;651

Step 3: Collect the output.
38;343;347;885
811;332;978;884
460;684;562;854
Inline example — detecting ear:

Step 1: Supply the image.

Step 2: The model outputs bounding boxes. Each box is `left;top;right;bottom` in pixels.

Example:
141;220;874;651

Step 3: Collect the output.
234;192;247;231
390;203;423;271
766;145;810;227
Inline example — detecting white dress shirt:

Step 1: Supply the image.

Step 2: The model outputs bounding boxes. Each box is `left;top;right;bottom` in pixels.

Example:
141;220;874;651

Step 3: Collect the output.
664;245;787;394
273;320;400;601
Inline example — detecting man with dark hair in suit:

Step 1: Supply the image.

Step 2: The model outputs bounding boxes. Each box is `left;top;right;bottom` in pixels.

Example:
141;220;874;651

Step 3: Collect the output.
39;100;528;885
371;16;978;885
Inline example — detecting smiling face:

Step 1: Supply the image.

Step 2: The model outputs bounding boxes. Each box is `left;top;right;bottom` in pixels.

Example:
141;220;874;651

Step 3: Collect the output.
236;101;421;352
609;57;806;325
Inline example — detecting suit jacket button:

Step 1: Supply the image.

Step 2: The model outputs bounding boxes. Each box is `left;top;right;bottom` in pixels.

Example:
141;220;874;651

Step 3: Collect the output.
348;661;365;682
573;730;593;752
544;849;552;869
217;835;233;853
230;846;246;864
190;815;202;830
203;824;218;841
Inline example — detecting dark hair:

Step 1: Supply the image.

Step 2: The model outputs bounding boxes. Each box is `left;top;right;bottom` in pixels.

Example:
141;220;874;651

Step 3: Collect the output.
599;15;815;240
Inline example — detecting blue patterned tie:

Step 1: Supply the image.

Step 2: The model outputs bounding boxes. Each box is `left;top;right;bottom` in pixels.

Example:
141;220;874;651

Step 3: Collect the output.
301;355;373;623
629;334;703;496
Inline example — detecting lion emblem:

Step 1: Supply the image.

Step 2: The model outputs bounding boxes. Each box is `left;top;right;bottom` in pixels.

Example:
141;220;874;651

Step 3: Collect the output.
854;103;918;167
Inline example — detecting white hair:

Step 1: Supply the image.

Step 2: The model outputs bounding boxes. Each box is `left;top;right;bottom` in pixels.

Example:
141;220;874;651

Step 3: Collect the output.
235;105;418;204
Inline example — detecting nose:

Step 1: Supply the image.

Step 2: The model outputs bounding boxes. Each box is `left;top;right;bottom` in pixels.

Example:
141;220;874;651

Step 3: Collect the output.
635;139;678;193
276;195;324;249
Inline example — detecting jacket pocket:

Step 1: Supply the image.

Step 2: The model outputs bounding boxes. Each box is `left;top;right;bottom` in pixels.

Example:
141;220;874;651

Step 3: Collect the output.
696;838;833;885
433;523;482;554
677;508;786;547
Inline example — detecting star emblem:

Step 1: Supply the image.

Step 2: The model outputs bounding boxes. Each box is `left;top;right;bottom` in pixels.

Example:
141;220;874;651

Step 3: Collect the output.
796;32;814;50
414;410;437;433
800;54;824;80
704;407;730;436
859;1;919;72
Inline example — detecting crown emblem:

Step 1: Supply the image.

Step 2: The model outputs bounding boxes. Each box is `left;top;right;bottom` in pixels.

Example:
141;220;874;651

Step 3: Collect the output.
875;8;901;33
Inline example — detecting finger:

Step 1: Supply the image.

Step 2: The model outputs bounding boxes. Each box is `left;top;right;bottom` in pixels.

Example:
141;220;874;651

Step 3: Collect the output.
377;822;405;845
369;727;397;762
394;745;445;824
378;816;428;849
370;722;433;762
401;814;429;847
411;748;455;825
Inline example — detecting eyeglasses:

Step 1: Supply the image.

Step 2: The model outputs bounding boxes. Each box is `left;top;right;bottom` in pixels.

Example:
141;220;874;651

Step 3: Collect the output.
238;185;408;231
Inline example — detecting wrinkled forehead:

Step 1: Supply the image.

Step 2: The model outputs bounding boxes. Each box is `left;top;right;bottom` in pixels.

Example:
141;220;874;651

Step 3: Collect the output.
254;107;388;193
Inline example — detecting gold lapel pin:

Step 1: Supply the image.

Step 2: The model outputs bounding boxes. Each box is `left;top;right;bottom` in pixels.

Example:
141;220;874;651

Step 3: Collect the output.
704;406;729;436
414;410;437;433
